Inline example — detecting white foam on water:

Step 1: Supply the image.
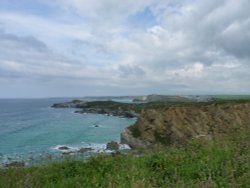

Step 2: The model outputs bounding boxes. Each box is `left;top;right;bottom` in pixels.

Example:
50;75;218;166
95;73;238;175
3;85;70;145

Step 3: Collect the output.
51;142;131;155
119;144;131;150
90;124;104;128
81;143;107;153
52;145;78;152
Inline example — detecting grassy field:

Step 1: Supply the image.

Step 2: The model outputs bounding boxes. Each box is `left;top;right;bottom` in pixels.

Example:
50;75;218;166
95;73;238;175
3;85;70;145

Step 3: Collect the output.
0;127;249;188
212;95;250;101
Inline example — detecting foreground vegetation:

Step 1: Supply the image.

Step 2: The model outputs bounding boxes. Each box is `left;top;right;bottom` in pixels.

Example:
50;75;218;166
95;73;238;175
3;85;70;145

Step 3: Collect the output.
0;128;249;188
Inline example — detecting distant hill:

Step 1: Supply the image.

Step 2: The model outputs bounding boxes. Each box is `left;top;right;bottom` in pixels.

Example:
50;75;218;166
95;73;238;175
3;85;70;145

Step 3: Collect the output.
133;94;212;103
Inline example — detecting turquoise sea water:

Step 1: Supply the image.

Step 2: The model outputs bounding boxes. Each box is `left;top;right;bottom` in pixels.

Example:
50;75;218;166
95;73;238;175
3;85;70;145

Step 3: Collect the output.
0;99;136;165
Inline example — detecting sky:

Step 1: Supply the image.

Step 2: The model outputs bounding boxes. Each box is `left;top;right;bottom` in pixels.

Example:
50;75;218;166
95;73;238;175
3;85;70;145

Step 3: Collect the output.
0;0;250;98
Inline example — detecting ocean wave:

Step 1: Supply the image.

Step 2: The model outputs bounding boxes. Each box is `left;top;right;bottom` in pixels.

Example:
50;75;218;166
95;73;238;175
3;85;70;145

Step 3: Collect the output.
51;142;131;154
51;145;78;152
0;142;131;166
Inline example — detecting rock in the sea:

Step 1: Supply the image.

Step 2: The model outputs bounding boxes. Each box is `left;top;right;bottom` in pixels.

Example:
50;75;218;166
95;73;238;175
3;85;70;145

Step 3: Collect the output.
62;151;75;155
5;161;25;168
78;147;93;153
58;146;70;150
106;141;119;151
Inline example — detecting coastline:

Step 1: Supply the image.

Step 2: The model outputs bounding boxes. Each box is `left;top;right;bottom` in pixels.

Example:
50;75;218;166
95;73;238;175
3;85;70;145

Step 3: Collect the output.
0;98;137;168
2;95;250;167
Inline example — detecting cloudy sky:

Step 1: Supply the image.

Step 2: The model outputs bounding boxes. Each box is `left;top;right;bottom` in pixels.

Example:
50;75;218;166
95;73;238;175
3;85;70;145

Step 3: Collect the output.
0;0;250;98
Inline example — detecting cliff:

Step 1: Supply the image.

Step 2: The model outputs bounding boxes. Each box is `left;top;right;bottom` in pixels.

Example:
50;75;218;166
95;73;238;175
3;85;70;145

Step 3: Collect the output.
121;101;250;149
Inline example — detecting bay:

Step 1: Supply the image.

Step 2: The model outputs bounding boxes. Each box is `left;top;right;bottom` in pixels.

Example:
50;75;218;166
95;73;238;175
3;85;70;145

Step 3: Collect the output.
0;98;136;165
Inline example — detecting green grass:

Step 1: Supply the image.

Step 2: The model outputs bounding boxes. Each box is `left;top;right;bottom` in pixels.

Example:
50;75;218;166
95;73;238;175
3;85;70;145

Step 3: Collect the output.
68;96;250;116
212;95;250;100
79;100;199;114
1;128;249;188
211;95;250;103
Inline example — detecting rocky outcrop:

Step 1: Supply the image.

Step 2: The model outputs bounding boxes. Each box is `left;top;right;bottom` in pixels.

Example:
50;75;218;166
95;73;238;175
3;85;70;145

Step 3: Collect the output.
121;129;151;149
106;141;119;151
5;161;25;168
76;108;138;118
51;100;87;108
78;148;93;153
58;146;70;150
52;100;139;118
121;102;250;149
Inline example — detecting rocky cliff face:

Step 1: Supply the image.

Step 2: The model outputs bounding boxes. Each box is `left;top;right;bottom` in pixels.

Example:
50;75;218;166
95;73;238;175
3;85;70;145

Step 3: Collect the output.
121;102;250;149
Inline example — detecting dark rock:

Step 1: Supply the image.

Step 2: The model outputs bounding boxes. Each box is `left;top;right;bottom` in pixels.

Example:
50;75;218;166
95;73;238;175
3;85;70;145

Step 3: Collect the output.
74;110;82;113
52;100;140;119
72;99;82;103
121;129;150;149
5;161;25;168
51;100;86;108
51;102;74;108
78;147;93;153
58;146;70;150
62;151;75;155
123;111;137;118
106;141;119;151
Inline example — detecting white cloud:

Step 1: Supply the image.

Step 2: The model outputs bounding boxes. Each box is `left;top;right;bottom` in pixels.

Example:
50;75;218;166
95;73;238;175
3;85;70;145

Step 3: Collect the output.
171;63;204;78
1;0;250;97
0;12;92;51
57;0;155;22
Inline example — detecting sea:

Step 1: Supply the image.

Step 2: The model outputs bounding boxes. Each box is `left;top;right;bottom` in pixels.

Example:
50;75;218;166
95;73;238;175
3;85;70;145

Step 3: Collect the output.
0;98;136;166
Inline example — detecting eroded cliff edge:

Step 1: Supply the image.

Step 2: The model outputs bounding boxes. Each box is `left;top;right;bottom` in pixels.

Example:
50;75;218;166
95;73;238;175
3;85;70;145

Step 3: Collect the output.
121;102;250;149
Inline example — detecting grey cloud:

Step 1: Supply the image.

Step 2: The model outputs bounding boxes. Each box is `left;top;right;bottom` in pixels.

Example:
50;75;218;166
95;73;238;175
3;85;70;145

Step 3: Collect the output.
216;21;250;58
0;31;49;52
0;30;120;92
118;65;145;78
183;0;250;60
0;31;74;79
72;39;112;57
